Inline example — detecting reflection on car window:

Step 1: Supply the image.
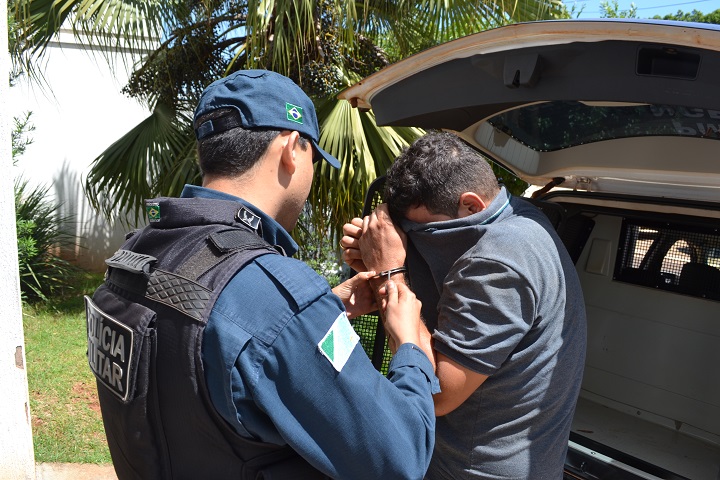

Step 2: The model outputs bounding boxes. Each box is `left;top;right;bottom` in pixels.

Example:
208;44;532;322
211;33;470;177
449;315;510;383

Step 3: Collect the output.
615;220;720;301
626;227;658;268
488;102;720;152
662;240;692;279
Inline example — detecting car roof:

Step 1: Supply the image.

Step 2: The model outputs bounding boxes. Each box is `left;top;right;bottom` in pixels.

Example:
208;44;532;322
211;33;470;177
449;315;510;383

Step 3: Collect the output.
339;19;720;202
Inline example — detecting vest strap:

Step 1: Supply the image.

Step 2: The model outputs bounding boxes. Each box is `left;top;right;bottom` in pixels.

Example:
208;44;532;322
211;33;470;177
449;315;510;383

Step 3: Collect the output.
177;228;276;281
105;249;156;275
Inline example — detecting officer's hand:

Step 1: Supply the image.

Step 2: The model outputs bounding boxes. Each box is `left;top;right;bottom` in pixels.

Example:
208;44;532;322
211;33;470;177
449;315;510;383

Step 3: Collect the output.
341;218;367;273
332;271;378;319
359;204;407;273
382;280;423;354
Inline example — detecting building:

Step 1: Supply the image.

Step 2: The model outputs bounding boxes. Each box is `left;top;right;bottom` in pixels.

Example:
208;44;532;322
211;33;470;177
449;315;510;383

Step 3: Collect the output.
9;28;151;271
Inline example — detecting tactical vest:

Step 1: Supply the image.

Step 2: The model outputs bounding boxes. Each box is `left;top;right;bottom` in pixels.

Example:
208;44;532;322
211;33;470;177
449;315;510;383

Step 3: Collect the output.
85;197;330;480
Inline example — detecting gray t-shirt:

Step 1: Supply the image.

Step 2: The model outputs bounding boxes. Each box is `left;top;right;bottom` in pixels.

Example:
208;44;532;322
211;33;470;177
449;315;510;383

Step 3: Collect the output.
402;189;587;480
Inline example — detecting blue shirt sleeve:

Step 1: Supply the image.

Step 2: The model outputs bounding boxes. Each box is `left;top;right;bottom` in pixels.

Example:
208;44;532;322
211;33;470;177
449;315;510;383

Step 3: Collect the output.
204;255;436;480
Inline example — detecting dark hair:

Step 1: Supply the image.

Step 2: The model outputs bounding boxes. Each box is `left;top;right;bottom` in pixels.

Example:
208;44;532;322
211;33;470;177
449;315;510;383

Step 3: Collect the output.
195;108;310;177
385;131;500;220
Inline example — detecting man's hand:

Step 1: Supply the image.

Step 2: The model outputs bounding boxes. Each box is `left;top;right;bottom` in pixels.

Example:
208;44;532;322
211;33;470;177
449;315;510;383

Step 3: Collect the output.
332;271;377;319
359;204;407;273
379;280;436;370
341;217;366;272
382;280;423;353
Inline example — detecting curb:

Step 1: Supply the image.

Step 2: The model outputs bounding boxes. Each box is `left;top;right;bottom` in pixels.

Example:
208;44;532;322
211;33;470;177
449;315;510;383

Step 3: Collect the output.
35;463;117;480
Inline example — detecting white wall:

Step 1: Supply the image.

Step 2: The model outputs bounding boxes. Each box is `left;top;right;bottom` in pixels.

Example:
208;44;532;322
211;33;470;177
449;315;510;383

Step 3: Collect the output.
0;3;36;477
9;30;151;271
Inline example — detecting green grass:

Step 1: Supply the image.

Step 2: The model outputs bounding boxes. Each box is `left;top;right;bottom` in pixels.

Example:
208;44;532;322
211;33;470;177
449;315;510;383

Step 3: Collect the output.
23;270;112;464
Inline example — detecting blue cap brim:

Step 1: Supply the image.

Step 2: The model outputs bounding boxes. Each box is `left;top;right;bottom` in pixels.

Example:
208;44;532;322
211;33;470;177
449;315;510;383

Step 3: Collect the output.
313;140;341;168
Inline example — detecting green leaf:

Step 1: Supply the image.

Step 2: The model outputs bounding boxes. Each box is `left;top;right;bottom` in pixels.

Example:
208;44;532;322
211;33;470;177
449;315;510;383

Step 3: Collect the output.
84;102;198;224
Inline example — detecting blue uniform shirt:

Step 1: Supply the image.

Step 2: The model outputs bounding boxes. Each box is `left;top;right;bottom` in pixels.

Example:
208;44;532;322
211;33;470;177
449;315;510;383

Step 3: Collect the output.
181;185;437;480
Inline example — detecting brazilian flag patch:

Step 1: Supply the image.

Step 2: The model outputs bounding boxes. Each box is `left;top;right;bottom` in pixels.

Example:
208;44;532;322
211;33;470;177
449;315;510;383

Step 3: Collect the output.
318;312;359;372
286;103;303;124
146;202;161;222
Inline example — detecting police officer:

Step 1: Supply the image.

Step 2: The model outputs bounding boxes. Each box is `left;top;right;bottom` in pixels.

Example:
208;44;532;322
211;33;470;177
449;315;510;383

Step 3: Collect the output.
86;69;437;480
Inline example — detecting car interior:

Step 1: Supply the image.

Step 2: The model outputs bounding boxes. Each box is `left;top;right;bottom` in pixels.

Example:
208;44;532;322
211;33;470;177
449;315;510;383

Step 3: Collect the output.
528;191;720;480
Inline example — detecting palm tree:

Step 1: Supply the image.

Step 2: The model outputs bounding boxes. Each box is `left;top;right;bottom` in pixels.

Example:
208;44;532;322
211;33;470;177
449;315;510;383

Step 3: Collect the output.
12;0;563;244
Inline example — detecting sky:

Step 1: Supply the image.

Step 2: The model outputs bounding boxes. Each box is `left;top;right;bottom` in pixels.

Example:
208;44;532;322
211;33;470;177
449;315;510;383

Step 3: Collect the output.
570;0;720;18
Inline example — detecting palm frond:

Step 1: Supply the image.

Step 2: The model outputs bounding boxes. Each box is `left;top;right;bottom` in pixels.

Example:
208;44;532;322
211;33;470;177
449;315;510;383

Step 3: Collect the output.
84;102;197;224
12;0;171;80
362;0;564;58
310;96;423;242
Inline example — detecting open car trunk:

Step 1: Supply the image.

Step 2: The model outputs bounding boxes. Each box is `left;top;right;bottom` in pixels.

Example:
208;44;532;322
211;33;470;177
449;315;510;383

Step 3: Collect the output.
340;19;720;480
528;192;720;480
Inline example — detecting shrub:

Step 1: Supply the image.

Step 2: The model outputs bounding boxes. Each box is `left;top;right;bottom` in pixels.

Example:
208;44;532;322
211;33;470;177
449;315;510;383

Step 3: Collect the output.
293;205;346;288
13;112;78;302
15;179;78;302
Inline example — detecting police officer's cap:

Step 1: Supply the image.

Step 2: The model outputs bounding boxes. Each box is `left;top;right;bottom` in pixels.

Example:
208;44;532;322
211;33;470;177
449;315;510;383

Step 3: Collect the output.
194;70;341;168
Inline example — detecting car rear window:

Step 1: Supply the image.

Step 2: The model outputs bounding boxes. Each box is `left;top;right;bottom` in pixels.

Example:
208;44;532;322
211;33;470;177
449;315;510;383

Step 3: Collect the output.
614;218;720;301
488;101;720;152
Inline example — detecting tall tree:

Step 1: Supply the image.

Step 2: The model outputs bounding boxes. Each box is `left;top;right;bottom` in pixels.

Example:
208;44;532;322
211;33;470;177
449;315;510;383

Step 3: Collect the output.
12;0;563;244
652;8;720;24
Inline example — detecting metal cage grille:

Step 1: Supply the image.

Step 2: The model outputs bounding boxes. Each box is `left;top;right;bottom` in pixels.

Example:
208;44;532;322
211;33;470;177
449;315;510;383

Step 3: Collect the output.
349;176;392;373
615;219;720;301
350;314;391;374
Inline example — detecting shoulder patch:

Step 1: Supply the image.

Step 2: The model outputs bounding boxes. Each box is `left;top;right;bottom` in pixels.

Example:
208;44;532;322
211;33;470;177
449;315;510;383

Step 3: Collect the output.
318;312;359;372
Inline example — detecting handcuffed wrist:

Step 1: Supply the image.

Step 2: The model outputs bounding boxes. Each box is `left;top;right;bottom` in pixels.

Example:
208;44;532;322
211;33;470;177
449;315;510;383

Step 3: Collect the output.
372;266;407;282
